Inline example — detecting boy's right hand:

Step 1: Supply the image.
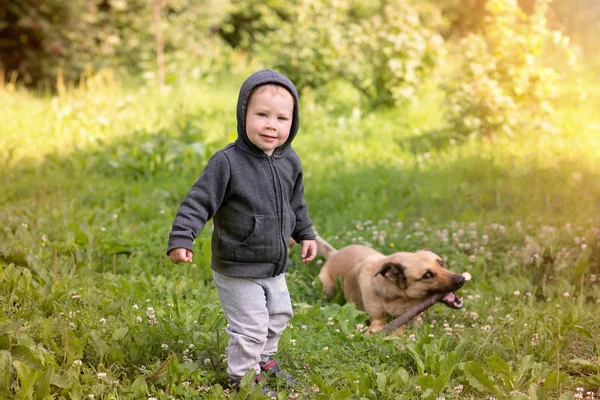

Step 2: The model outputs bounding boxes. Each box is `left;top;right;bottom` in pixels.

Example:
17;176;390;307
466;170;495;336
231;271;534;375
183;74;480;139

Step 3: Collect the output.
168;248;193;264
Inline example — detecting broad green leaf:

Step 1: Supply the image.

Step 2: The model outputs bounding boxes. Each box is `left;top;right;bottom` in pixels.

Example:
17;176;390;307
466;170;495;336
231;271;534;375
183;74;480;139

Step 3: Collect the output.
485;355;514;387
0;334;9;351
463;361;496;393
406;344;425;375
11;345;43;369
529;383;547;400
376;372;386;392
0;320;24;335
0;351;11;400
331;389;353;400
35;366;52;400
131;376;148;395
50;373;71;389
111;327;128;341
14;360;41;400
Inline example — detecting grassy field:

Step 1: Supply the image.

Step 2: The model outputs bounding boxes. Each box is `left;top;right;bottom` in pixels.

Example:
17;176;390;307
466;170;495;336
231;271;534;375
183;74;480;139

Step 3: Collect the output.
1;61;599;399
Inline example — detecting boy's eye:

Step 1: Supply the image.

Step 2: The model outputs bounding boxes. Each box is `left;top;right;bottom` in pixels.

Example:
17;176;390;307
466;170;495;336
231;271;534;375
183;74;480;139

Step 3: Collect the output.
258;112;267;117
278;116;288;121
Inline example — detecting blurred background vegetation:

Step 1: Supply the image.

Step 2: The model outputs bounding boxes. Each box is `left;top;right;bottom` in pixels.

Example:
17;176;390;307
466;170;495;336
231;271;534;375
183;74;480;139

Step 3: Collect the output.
1;0;598;88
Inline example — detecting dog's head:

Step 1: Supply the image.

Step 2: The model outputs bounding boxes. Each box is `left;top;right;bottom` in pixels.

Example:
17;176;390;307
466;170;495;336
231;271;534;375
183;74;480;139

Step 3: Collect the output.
374;250;465;308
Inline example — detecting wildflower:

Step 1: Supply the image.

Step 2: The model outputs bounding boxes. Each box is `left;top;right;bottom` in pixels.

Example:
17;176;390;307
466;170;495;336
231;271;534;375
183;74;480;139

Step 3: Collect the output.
304;364;310;370
21;223;28;229
89;395;95;399
73;360;83;366
204;358;211;365
167;302;174;308
70;322;76;329
513;290;520;296
132;304;139;310
290;339;296;346
408;334;416;341
469;255;476;262
563;292;570;298
72;294;81;300
327;317;334;326
482;325;491;333
112;213;119;222
312;384;320;392
348;334;355;339
100;226;106;232
182;381;191;386
322;346;329;351
301;325;307;330
289;393;299;399
462;272;472;281
415;385;422;391
136;316;143;323
453;385;463;394
148;397;157;400
41;234;48;242
161;343;169;350
99;318;106;324
591;274;597;282
97;372;107;378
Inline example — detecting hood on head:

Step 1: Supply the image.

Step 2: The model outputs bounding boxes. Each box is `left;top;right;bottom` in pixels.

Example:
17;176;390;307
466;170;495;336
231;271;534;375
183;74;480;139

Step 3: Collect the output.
236;69;300;157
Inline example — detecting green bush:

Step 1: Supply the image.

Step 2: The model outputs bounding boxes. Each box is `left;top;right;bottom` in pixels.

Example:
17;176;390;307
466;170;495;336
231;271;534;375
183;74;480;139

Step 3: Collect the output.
443;0;573;138
257;0;446;107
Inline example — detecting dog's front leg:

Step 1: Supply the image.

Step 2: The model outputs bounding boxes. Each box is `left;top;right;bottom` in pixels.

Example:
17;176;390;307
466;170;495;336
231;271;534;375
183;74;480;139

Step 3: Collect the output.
367;319;386;334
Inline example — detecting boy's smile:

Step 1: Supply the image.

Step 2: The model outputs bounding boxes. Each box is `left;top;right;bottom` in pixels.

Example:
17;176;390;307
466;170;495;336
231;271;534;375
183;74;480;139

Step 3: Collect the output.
245;85;294;156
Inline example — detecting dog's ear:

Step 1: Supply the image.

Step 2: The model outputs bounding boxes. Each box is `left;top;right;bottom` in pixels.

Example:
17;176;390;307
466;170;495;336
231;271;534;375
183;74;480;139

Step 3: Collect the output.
375;263;408;289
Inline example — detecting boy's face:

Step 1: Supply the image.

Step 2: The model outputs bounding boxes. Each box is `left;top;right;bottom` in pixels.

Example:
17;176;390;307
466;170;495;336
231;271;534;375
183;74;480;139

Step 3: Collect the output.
245;85;294;156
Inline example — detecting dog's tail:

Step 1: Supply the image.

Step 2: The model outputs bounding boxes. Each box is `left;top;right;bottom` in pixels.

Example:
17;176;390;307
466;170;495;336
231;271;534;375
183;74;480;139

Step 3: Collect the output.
315;235;337;260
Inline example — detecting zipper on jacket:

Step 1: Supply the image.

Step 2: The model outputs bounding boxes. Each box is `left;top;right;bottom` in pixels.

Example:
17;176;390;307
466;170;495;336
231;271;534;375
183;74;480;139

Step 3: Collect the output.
267;156;287;276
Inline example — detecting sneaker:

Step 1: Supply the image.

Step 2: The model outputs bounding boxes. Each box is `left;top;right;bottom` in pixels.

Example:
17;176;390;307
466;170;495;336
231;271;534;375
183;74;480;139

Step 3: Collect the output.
259;357;296;386
227;374;277;397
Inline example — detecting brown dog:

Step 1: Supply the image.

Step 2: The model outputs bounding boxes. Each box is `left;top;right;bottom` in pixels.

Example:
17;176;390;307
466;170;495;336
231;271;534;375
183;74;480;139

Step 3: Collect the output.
316;236;465;334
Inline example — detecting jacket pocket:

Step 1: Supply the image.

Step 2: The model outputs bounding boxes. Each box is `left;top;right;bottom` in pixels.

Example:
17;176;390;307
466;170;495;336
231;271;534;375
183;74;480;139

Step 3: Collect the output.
234;215;280;263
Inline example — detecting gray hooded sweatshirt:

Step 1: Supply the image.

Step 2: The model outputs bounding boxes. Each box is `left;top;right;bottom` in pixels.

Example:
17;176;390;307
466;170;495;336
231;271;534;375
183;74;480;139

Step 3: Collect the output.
167;69;316;278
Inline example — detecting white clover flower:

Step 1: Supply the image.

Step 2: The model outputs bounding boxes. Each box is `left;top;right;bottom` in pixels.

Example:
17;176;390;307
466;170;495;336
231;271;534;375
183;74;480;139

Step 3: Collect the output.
132;304;139;310
462;272;472;281
97;372;107;378
41;234;48;242
290;339;296;346
73;360;83;366
99;318;106;324
513;290;520;296
408;334;416;342
322;346;329;351
161;343;169;350
136;316;143;323
563;292;570;298
204;358;211;365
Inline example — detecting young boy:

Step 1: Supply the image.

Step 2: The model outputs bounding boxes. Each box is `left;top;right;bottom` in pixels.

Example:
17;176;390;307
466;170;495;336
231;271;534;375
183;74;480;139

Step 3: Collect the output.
167;69;317;391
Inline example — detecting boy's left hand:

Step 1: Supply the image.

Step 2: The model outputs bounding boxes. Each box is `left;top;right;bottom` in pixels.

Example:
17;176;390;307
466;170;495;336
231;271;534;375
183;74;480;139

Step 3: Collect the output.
300;239;317;264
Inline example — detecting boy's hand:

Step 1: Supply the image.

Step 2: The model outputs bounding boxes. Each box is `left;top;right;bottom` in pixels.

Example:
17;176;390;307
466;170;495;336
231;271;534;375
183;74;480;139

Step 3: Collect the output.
300;239;317;264
169;248;193;264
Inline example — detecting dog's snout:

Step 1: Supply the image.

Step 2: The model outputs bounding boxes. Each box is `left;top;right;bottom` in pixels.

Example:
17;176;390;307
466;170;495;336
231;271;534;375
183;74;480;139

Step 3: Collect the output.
454;274;466;287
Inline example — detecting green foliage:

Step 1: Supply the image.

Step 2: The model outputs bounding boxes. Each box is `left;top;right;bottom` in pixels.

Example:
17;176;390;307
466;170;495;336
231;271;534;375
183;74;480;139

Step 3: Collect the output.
1;64;600;398
258;0;446;107
0;0;227;87
443;0;574;138
218;0;292;49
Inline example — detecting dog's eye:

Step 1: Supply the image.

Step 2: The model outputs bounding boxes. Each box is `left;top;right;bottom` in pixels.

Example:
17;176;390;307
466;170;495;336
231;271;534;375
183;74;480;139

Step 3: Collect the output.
437;259;445;267
422;271;434;280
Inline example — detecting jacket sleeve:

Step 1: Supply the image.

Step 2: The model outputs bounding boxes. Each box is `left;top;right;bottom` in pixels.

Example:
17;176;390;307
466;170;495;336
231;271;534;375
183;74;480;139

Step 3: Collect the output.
290;168;316;242
167;151;230;254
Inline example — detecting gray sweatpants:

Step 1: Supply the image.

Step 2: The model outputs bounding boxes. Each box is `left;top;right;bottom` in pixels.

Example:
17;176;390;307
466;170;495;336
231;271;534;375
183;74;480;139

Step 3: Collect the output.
213;271;293;379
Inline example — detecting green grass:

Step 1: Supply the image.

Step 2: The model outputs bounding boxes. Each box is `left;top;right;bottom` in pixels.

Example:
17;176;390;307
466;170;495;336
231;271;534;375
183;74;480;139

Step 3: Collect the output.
1;63;599;399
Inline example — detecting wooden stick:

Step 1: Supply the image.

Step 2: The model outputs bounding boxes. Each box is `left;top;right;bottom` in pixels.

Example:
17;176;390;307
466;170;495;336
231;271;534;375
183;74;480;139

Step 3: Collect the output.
381;292;447;335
